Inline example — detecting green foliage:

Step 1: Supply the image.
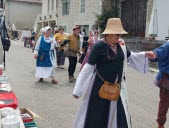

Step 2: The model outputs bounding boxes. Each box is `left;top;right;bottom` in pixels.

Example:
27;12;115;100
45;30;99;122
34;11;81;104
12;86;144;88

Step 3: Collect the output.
96;7;119;33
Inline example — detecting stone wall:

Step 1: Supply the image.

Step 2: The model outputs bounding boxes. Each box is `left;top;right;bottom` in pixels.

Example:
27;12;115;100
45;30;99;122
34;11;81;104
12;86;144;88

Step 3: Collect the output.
57;0;102;34
125;37;166;69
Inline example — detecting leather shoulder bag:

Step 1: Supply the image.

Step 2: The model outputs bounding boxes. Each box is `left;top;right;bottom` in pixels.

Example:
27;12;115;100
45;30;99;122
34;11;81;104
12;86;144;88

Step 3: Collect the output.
96;69;121;101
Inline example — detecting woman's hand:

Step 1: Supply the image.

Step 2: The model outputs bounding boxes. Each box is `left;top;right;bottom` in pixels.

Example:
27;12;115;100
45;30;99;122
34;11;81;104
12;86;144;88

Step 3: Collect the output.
34;54;38;59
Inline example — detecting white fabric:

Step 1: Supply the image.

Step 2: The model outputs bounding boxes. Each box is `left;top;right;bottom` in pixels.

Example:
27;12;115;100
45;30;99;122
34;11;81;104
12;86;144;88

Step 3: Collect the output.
128;51;149;74
79;34;83;52
34;36;56;78
119;38;127;76
44;26;52;33
35;67;54;78
73;64;96;128
12;24;16;31
21;30;31;38
73;64;95;97
119;39;131;128
73;64;130;128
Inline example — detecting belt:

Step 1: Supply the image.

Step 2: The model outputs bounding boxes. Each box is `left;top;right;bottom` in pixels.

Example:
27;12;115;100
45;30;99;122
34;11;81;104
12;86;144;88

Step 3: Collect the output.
68;49;79;53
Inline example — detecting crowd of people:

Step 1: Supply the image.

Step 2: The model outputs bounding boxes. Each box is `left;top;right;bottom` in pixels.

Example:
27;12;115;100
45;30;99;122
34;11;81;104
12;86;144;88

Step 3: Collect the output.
32;25;100;83
26;18;169;128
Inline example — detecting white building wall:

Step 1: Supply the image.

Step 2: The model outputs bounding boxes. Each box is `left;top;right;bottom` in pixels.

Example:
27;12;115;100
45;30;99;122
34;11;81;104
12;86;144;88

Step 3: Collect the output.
42;0;48;19
39;0;57;29
154;0;169;40
57;0;102;34
5;0;42;30
146;0;169;40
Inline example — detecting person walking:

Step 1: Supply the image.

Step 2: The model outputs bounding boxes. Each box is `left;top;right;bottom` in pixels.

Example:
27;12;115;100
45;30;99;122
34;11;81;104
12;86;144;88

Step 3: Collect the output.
72;18;149;128
33;26;58;84
21;27;31;47
80;30;99;70
146;43;169;128
54;27;67;69
61;26;82;82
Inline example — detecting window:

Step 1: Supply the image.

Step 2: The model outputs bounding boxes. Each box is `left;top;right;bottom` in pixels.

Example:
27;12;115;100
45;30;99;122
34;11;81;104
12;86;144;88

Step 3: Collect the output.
63;26;67;32
80;0;85;13
52;0;54;11
62;0;70;15
48;0;50;11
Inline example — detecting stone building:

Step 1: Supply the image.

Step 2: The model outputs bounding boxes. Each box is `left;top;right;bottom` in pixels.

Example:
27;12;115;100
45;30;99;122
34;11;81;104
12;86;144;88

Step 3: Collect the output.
35;0;102;34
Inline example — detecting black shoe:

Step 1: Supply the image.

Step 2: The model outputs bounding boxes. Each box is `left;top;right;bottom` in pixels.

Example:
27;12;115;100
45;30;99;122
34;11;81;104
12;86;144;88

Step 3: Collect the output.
38;78;43;82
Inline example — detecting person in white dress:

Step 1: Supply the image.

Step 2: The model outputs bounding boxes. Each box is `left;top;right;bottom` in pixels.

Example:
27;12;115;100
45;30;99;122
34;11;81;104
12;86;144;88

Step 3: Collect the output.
33;26;58;84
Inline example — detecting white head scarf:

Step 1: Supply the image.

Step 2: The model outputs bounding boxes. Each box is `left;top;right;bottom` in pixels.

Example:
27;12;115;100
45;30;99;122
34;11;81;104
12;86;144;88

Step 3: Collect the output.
44;26;52;33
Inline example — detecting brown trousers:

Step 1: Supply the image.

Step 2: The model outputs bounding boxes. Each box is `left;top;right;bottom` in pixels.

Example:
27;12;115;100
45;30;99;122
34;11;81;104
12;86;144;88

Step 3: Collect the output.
157;88;169;125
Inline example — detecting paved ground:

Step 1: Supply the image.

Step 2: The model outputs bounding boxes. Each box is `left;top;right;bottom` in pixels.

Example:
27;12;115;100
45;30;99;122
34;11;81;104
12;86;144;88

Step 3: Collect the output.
4;40;169;128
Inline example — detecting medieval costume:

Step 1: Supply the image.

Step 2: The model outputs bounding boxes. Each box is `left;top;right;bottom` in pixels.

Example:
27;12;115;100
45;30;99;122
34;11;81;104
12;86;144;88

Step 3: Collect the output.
81;30;99;70
61;26;83;82
54;27;67;69
148;42;169;128
72;18;149;128
34;26;57;82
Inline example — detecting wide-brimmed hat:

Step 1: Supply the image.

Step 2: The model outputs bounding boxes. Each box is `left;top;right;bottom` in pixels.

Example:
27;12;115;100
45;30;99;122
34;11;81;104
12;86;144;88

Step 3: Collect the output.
73;26;80;31
102;18;128;35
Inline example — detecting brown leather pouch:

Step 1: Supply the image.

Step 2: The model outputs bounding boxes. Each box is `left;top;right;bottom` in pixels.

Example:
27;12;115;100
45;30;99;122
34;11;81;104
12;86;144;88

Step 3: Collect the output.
96;69;121;101
99;81;120;100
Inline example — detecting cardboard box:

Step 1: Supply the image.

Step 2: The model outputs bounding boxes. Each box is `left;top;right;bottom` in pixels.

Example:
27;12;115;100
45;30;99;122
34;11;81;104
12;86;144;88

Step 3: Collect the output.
20;108;43;121
20;108;34;123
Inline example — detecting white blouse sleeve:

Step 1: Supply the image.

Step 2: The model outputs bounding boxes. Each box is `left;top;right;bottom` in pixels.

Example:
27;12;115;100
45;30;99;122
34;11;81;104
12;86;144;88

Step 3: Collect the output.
128;51;149;74
73;63;95;97
33;36;41;55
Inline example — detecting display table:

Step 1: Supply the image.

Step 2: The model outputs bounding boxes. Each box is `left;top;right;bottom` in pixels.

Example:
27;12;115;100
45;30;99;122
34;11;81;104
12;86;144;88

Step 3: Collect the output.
0;76;25;127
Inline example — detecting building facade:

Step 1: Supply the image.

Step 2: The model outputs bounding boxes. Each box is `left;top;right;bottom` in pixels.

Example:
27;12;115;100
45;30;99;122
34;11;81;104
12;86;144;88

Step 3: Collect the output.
36;0;102;34
36;0;168;40
57;0;102;34
35;0;58;32
5;0;42;30
150;0;169;40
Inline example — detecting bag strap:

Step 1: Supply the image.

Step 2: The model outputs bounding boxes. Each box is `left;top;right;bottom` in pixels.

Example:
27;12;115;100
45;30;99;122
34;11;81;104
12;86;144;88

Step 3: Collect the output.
95;68;105;82
95;68;119;84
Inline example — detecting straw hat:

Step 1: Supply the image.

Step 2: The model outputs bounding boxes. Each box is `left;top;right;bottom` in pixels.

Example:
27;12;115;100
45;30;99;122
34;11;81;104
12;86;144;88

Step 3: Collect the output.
102;18;128;35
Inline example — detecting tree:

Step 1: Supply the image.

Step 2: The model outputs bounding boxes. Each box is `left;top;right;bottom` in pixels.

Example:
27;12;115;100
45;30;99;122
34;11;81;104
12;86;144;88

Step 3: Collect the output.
96;0;119;33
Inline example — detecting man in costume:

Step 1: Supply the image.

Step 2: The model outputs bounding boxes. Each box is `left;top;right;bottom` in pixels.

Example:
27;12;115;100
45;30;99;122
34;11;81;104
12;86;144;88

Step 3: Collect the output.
61;26;82;82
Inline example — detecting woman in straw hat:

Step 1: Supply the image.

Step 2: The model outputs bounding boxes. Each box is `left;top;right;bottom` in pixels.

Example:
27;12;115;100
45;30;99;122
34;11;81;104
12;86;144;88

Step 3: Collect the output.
72;18;150;128
33;26;58;84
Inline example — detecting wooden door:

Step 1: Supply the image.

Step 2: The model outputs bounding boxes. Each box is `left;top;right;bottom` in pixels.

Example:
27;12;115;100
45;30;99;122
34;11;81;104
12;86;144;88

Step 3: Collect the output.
121;0;148;37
